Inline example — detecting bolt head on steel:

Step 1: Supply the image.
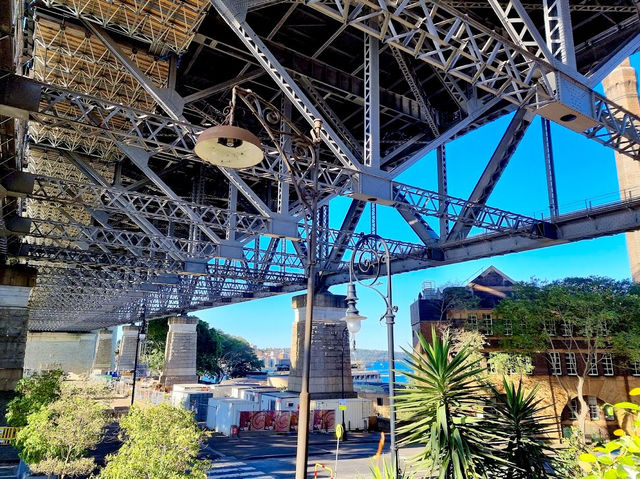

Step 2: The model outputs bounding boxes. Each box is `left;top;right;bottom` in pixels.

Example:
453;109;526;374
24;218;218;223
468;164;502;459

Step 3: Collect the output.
194;125;263;168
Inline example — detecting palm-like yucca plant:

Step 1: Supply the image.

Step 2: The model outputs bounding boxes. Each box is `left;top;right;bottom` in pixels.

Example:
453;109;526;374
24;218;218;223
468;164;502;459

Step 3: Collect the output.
488;379;557;479
396;330;505;479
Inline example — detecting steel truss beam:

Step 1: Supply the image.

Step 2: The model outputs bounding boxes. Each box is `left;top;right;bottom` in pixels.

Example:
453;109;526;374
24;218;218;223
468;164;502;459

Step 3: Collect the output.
25;190;640;329
303;0;640;160
447;108;535;241
211;0;363;171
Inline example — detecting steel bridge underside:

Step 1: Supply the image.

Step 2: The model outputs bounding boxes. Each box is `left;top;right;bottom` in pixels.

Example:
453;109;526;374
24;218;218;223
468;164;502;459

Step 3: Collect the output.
0;0;639;331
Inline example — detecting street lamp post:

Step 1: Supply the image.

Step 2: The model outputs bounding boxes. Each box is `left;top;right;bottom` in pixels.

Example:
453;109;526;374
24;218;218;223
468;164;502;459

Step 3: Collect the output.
130;309;147;407
340;327;349;441
343;234;398;473
194;87;323;479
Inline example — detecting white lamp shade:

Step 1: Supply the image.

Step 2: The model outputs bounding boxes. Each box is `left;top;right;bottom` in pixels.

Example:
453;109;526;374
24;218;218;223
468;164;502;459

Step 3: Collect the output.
341;312;366;334
194;125;263;168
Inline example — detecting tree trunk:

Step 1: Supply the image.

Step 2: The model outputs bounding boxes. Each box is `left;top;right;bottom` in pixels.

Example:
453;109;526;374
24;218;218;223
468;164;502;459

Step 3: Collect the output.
576;375;588;444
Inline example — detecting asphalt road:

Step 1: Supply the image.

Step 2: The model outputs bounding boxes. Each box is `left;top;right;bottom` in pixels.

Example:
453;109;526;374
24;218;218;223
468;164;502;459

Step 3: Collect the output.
205;431;426;478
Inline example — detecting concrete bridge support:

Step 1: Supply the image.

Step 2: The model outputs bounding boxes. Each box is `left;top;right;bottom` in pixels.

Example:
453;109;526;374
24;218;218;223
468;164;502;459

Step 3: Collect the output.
288;292;355;399
24;332;97;375
603;59;640;281
116;325;139;373
160;316;198;388
92;328;115;373
0;266;36;390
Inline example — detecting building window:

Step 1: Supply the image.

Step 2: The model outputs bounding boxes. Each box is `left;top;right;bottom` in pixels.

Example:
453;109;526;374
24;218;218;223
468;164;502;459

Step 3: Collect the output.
544;320;557;336
588;396;600;421
588;354;599;376
565;353;577;376
602;354;614;376
468;314;478;330
482;313;493;335
633;362;640;376
548;352;562;376
568;398;578;420
561;321;572;337
503;319;513;336
376;398;383;406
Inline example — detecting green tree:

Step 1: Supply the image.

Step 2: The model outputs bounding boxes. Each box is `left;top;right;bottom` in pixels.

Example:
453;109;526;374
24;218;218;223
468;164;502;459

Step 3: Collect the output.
577;388;640;478
396;330;504;478
145;317;261;380
6;369;63;427
218;334;263;379
495;278;640;437
489;379;557;479
99;403;209;479
14;392;108;478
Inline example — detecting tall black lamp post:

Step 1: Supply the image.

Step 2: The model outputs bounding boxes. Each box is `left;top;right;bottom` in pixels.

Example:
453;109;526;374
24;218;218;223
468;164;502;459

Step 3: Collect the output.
130;308;147;406
193;87;322;479
342;234;398;474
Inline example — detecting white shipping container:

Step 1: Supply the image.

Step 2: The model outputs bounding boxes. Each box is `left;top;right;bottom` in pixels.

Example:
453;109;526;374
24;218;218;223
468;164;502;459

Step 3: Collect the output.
311;398;374;431
215;399;260;436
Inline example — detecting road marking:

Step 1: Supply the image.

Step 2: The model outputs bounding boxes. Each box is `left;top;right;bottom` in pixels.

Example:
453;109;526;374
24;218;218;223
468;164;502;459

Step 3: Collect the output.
208;457;275;479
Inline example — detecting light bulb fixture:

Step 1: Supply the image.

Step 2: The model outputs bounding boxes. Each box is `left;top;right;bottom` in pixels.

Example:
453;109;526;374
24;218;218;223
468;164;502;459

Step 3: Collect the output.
341;282;366;335
194;125;263;169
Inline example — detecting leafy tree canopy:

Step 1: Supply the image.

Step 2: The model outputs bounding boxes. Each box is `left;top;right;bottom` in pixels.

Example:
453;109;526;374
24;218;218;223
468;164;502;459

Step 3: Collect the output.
6;369;63;427
99;403;209;479
15;391;108;479
495;277;640;361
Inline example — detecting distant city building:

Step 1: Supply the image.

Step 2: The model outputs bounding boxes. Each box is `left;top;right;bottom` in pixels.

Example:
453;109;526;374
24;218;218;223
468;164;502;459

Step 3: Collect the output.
410;266;640;441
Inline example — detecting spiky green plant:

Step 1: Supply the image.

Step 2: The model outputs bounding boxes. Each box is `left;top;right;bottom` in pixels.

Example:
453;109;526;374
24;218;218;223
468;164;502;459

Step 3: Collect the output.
488;378;558;478
396;330;505;479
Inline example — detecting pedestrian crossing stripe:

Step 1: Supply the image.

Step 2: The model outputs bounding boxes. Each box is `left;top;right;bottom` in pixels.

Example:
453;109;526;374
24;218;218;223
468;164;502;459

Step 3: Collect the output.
208;457;274;479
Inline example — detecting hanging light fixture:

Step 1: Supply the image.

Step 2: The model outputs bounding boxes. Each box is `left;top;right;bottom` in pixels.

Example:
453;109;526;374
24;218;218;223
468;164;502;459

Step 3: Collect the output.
193;88;263;168
341;282;367;335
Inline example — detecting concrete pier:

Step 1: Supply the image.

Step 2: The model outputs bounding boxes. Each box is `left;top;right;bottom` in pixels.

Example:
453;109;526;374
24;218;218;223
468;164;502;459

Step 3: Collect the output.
160;316;198;388
24;332;97;375
0;265;36;390
92;328;115;373
288;292;355;399
603;59;640;281
117;325;139;373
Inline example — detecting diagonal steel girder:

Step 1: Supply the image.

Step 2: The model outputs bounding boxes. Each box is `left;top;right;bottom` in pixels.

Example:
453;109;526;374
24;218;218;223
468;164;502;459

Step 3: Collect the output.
210;0;363;171
303;0;640;161
85;21;275;219
447;108;535;241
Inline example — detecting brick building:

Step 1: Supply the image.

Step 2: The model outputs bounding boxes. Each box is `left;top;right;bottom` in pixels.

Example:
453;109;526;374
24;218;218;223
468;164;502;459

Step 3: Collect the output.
410;266;640;441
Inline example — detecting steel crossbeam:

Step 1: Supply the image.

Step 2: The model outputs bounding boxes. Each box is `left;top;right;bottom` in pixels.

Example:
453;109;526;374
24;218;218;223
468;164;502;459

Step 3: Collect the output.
303;0;640;160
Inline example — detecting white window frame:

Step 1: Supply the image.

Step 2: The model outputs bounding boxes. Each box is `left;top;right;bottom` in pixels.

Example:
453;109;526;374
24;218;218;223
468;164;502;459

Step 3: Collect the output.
468;314;478;330
588;353;599;376
544;320;557;336
548;352;562;376
633;361;640;377
504;319;513;336
588;396;599;421
482;313;493;335
568;398;578;420
565;353;577;376
561;321;572;337
602;353;614;376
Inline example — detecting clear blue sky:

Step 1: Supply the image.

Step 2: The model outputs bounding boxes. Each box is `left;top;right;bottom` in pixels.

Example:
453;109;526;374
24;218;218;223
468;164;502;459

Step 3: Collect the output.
197;53;640;351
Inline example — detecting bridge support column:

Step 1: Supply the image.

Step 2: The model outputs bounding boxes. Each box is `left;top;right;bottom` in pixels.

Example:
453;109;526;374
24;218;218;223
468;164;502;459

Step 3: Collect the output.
160;317;198;388
288;292;355;399
0;266;36;391
92;328;115;374
116;325;139;373
603;59;640;281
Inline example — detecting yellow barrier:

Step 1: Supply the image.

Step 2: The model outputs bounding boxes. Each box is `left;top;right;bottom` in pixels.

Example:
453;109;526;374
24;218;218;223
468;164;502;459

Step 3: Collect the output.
0;427;19;445
313;463;334;478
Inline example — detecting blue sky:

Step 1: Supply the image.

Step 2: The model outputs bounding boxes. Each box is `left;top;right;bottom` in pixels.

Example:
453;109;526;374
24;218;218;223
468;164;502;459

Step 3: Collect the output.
197;54;640;351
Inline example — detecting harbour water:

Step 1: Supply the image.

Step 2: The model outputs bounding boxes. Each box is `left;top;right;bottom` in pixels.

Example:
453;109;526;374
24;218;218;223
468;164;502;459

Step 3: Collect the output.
365;360;411;384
